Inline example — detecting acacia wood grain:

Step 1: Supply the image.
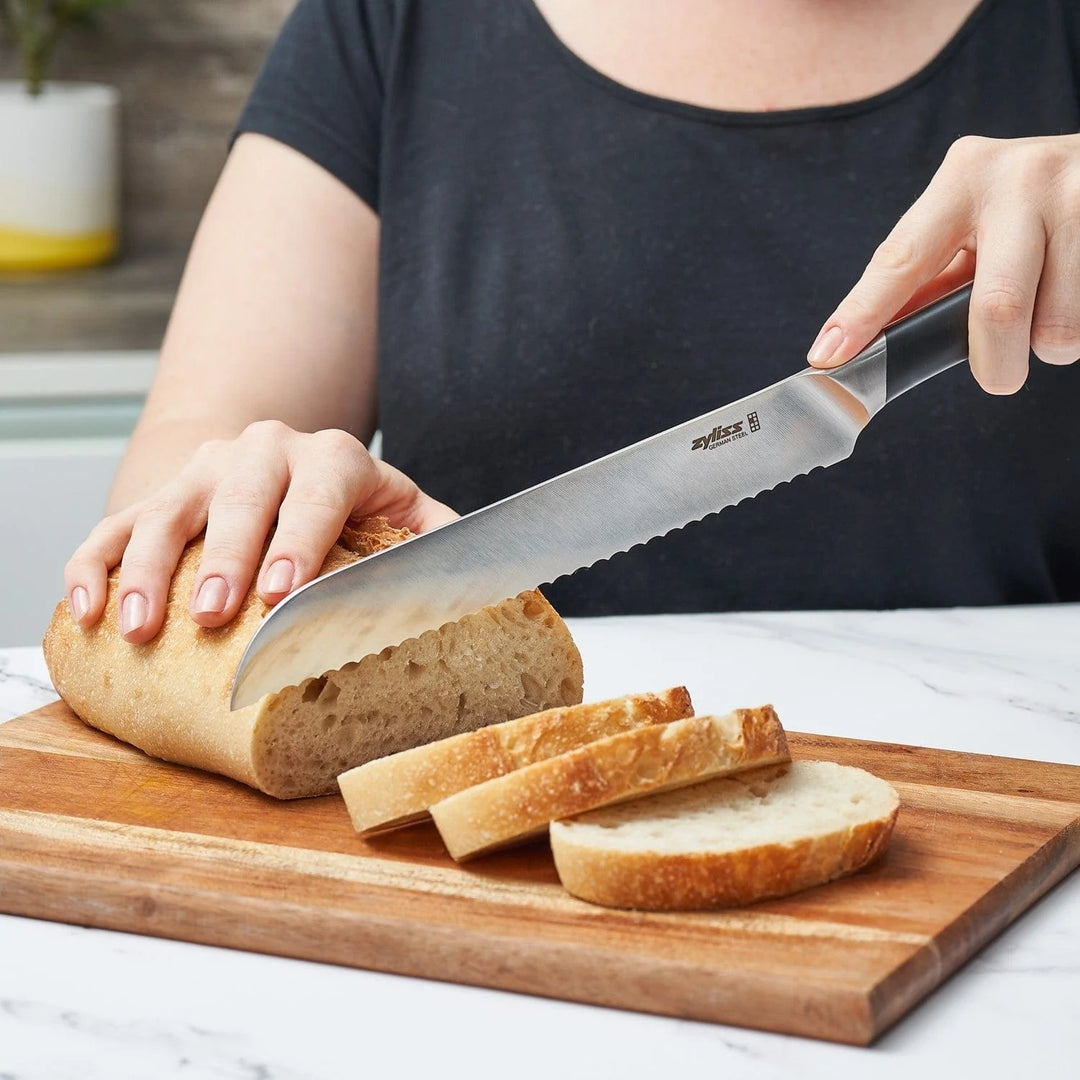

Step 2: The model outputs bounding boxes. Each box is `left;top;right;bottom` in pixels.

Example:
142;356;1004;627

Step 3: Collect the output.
0;700;1077;1044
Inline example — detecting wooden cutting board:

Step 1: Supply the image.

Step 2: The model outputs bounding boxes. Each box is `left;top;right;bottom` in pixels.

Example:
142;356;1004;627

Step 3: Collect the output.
1;700;1078;1045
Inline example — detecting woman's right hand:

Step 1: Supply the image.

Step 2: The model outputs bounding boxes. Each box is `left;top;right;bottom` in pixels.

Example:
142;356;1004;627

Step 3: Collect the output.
64;421;457;644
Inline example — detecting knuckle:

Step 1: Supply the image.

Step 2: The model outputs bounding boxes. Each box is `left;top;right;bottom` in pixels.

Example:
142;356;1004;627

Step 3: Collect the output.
312;427;363;458
264;530;313;565
291;481;349;515
127;503;191;553
836;288;878;330
1031;314;1080;360
64;549;98;580
82;512;126;550
189;438;226;468
1057;170;1080;212
976;280;1030;330
242;418;290;443
945;134;992;168
1030;137;1067;170
140;490;190;525
200;536;255;570
871;234;919;277
118;549;165;580
211;478;271;513
1010;146;1058;192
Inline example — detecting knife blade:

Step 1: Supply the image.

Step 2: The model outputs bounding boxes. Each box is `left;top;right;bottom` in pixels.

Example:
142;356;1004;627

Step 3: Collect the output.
230;285;971;708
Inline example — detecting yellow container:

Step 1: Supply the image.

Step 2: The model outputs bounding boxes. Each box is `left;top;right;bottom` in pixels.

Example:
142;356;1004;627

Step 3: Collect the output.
0;82;121;273
0;225;118;272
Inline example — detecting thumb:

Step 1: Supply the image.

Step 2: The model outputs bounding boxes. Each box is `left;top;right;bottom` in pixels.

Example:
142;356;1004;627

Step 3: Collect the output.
355;460;459;534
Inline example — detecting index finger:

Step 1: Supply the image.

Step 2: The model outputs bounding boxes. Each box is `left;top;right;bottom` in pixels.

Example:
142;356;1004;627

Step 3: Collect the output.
808;170;974;368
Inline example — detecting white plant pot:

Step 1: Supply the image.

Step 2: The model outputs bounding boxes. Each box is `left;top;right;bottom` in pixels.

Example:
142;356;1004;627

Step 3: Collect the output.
0;81;120;272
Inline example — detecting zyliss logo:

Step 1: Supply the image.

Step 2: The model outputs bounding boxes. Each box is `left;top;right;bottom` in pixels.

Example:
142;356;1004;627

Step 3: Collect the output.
692;411;761;452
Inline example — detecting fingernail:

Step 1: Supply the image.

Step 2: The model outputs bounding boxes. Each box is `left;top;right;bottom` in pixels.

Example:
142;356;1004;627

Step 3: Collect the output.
70;586;89;623
194;576;229;615
263;559;294;595
808;324;845;366
120;592;148;637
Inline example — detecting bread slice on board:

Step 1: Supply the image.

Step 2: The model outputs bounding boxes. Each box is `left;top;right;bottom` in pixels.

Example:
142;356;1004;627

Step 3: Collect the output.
339;686;694;834
430;706;788;861
43;517;583;799
550;760;900;910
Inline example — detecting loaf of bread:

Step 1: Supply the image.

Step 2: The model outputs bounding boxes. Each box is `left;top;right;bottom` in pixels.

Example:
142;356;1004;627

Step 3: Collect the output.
430;706;788;860
339;686;694;834
550;760;899;909
43;517;584;798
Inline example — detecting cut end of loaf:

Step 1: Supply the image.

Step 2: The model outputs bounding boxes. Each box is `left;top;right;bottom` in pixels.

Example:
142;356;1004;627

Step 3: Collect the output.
251;590;584;798
550;760;900;910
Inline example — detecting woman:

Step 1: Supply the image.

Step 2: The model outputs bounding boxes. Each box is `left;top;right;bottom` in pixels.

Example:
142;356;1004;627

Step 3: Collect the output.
64;0;1080;642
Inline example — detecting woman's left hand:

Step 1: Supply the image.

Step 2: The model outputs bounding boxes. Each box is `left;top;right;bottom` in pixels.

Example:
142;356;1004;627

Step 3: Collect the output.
806;133;1080;393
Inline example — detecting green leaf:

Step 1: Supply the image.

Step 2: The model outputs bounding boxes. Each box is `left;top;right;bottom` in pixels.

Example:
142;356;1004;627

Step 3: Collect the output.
55;0;128;25
0;0;128;93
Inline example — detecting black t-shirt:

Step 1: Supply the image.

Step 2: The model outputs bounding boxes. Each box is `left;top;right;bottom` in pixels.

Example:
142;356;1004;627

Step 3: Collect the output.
237;0;1080;615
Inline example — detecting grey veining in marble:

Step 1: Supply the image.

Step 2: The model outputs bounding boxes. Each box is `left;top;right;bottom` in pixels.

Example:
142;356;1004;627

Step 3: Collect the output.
0;649;56;724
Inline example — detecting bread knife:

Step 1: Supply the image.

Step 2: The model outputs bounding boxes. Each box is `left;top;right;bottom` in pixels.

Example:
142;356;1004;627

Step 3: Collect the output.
230;285;972;708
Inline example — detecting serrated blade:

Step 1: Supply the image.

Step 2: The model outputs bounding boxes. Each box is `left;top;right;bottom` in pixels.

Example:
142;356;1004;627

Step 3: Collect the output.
230;357;886;708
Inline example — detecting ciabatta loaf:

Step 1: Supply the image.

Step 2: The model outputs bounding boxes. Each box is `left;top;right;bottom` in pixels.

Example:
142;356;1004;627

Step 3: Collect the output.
550;760;899;910
43;517;583;798
430;706;788;861
339;686;694;834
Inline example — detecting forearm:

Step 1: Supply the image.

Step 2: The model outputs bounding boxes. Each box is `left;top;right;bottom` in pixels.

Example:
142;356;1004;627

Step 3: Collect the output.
107;133;381;515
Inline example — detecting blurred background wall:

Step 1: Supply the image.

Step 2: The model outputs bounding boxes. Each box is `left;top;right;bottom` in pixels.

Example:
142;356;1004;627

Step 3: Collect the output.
1;0;291;261
0;2;293;645
0;0;292;351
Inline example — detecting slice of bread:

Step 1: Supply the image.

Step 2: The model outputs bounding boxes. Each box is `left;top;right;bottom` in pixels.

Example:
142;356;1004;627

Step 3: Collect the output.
430;706;788;861
550;760;900;910
339;686;694;834
42;516;584;799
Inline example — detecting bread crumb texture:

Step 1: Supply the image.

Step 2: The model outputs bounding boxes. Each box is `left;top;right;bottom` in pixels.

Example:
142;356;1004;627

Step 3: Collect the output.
257;589;583;797
43;516;584;798
549;760;900;910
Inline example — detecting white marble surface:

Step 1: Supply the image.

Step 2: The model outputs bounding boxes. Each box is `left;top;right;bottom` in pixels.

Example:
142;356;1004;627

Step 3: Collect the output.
1;606;1078;1080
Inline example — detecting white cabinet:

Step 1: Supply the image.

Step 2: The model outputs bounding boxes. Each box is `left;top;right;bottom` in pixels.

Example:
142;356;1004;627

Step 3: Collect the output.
0;352;381;646
0;353;155;646
1;438;128;645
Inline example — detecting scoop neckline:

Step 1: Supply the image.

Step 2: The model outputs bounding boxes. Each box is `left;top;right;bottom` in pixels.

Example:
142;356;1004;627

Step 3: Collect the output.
520;0;997;127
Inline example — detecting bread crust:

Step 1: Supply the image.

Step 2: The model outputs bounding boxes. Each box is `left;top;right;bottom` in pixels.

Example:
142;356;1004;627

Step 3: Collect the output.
430;706;788;861
339;687;694;834
549;761;900;910
43;517;584;798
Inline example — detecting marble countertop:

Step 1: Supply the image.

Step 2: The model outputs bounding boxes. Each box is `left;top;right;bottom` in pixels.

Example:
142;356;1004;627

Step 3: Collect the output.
2;605;1078;1079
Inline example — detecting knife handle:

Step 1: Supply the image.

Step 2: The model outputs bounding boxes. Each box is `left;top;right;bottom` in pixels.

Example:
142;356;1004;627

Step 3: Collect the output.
883;283;971;404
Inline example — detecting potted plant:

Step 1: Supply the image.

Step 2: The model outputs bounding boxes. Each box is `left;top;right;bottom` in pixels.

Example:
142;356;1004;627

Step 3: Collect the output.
0;1;125;272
